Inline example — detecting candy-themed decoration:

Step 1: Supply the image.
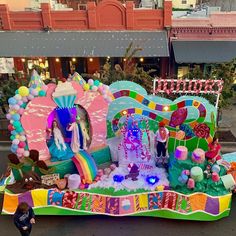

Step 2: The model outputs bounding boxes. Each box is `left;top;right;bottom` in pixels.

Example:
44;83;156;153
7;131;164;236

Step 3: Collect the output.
190;167;204;182
192;148;205;164
175;146;188;160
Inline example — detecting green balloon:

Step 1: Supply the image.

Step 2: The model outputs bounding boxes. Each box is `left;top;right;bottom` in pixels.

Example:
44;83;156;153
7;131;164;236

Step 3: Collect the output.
10;135;15;141
21;103;27;108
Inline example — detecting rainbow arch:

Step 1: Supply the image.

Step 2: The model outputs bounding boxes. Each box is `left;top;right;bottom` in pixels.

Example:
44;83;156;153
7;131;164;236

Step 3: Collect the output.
72;150;97;184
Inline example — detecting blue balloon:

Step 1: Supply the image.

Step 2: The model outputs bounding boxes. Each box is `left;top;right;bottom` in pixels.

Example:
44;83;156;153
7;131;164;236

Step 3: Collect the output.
11;144;18;150
11;130;17;135
11;147;16;153
8;97;17;105
12;114;20;121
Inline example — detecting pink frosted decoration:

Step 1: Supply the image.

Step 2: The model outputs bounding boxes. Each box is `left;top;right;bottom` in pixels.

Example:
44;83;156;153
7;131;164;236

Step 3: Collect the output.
192;148;205;164
88;79;94;86
23;150;30;157
98;86;103;93
212;172;220;182
18;141;26;148
175;146;188;160
6;114;11;120
187;178;195;189
18;100;23;106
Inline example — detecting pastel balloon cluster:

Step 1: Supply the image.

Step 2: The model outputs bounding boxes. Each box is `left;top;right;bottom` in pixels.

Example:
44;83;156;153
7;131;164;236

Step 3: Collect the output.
83;79;113;103
6;85;48;158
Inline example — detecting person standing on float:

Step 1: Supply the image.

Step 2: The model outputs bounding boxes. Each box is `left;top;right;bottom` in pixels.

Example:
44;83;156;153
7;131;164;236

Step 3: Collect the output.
67;115;84;152
155;121;169;165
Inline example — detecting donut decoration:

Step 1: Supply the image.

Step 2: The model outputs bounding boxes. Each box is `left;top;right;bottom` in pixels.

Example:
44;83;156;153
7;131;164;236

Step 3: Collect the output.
169;108;188;127
176;130;185;140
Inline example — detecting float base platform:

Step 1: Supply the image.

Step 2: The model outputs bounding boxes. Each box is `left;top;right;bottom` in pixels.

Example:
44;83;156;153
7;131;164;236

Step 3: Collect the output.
2;189;232;221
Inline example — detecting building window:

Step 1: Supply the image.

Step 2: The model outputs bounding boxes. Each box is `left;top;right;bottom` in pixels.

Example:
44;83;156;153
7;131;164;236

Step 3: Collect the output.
182;0;187;4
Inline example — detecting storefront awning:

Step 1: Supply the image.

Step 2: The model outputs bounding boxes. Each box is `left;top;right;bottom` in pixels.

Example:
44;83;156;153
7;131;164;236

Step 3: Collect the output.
172;40;236;63
0;31;169;57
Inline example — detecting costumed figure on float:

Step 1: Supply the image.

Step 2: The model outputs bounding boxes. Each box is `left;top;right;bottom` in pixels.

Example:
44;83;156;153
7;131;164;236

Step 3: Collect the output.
47;120;74;162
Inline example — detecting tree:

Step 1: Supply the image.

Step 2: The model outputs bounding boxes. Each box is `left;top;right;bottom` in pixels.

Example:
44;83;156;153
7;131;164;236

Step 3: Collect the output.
99;42;155;93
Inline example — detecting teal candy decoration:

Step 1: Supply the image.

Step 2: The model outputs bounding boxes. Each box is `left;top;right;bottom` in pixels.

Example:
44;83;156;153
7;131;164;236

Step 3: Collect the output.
15;89;19;95
39;90;46;97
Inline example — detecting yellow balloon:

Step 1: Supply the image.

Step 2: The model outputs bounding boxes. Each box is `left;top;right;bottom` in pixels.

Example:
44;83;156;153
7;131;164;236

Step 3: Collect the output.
18;86;29;97
83;83;90;91
16;135;20;139
10;111;15;115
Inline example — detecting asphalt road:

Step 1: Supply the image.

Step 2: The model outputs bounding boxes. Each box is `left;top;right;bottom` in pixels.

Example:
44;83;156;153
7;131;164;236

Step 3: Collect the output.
1;151;236;236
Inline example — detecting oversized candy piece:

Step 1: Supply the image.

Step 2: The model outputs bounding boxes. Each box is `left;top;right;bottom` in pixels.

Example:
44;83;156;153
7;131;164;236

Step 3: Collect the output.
187;178;195;189
211;164;221;174
175;146;188;160
221;174;236;190
190;166;204;182
169;108;188;127
212;172;220;182
178;174;188;184
68;174;81;190
192;148;205;164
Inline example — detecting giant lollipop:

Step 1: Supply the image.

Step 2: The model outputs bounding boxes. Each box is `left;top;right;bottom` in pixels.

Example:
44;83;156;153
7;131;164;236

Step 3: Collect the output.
169;108;188;127
193;123;210;148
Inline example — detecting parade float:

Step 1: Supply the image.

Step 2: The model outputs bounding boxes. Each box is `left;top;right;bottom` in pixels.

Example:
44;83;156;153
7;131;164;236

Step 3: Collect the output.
1;71;235;221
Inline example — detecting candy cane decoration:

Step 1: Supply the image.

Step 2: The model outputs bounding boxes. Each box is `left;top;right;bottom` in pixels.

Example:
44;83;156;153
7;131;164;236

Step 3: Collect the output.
135;195;141;211
77;193;84;210
149;193;162;209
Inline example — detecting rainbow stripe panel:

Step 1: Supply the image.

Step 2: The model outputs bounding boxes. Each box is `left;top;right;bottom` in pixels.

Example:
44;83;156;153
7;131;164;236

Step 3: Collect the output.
72;150;97;184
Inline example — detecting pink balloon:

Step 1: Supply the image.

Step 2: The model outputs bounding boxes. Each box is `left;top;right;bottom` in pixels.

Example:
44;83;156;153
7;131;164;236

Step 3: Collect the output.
18;100;23;106
13;139;20;145
27;94;34;100
13;104;20;110
17;153;23;158
18;141;26;148
6;114;11;120
24;150;30;157
17;148;25;154
22;97;28;102
18;108;25;115
88;79;94;86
